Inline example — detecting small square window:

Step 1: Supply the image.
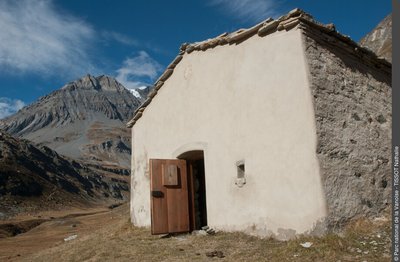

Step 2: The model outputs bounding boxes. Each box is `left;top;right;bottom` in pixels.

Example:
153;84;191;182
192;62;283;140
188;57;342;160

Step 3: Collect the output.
235;160;246;188
237;163;245;179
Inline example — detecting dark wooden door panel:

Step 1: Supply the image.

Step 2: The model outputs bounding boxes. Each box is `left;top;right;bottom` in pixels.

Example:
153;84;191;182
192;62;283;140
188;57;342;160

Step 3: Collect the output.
166;163;189;233
150;159;189;234
150;159;169;234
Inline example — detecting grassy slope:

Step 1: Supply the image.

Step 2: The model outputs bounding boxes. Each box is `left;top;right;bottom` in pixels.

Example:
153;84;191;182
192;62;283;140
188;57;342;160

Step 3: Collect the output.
13;205;390;262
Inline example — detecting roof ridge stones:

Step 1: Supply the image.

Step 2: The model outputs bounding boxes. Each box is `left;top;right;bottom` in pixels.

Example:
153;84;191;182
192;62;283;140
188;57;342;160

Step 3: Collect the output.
127;8;390;128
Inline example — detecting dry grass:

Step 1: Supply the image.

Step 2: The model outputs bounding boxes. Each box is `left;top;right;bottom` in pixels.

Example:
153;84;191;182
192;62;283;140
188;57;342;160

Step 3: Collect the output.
2;205;386;262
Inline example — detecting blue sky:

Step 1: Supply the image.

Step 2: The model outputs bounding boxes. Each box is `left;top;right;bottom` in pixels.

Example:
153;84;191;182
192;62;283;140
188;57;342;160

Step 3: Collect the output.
0;0;392;118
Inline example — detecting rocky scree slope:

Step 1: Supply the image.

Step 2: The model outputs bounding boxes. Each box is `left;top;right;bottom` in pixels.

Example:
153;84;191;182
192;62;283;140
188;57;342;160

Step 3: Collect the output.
0;131;128;218
0;75;142;174
359;14;392;62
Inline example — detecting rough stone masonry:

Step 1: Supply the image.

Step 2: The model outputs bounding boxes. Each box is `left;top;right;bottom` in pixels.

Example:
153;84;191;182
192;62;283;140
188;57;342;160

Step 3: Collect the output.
303;26;391;229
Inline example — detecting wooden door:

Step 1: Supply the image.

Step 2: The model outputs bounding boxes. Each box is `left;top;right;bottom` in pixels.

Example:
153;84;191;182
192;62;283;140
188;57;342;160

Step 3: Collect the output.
150;159;190;234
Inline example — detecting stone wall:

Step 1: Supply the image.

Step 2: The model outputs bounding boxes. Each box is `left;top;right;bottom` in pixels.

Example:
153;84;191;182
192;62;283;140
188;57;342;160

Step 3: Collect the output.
302;27;392;228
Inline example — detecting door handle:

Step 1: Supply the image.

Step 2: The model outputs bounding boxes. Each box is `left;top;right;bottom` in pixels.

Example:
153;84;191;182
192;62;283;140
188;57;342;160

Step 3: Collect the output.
151;190;164;198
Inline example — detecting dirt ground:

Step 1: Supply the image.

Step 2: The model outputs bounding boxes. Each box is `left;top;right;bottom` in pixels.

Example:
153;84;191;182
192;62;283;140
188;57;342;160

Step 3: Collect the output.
0;204;391;261
0;206;112;260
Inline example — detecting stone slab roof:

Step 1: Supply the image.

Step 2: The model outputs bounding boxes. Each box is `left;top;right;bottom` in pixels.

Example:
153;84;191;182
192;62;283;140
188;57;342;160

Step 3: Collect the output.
127;8;391;128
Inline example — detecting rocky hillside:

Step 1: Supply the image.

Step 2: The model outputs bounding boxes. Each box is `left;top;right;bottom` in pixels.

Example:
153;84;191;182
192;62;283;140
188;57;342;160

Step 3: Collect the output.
0;131;129;218
0;75;141;173
359;14;392;62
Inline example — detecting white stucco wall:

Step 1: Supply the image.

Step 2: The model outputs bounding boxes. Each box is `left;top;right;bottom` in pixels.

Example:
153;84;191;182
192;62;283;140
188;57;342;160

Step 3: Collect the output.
130;28;327;239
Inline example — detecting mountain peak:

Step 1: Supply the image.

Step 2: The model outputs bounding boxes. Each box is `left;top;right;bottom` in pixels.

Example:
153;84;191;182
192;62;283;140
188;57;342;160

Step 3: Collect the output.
62;74;126;92
359;13;392;62
0;74;143;137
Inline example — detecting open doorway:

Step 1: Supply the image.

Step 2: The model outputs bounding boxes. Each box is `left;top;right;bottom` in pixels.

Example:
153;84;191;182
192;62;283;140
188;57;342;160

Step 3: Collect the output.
177;150;207;231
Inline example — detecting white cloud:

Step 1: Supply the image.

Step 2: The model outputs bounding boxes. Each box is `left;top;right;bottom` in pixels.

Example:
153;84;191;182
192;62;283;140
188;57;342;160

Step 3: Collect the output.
102;31;138;46
210;0;281;22
101;31;170;56
0;98;25;119
116;51;163;89
0;0;95;76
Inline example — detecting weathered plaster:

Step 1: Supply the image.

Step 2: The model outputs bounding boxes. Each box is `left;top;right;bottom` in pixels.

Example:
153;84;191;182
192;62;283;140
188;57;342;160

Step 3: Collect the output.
131;28;327;238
